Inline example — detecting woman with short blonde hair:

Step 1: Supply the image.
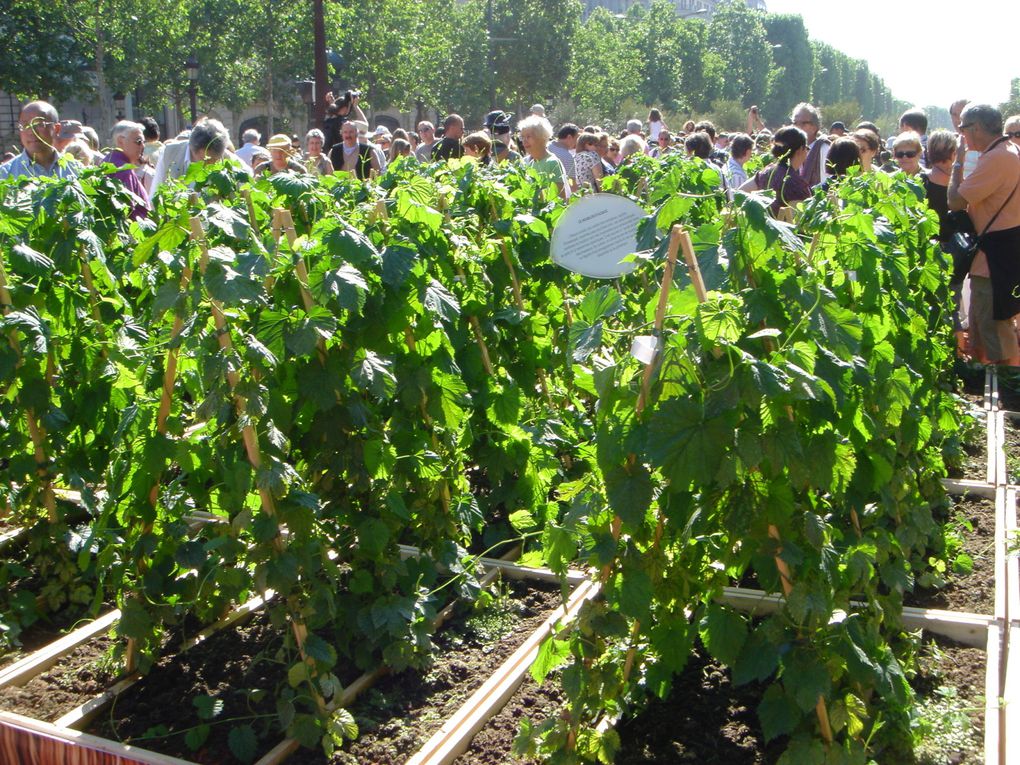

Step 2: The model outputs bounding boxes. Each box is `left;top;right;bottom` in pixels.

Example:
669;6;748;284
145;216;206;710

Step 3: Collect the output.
891;132;923;175
519;115;569;200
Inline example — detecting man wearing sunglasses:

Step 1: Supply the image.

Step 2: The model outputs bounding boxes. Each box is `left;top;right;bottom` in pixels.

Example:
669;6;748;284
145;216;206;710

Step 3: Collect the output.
101;120;151;220
0;100;79;180
948;103;1020;366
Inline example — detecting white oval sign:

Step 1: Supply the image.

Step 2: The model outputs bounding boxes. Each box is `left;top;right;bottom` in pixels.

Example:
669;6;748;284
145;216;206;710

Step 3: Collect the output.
550;193;647;279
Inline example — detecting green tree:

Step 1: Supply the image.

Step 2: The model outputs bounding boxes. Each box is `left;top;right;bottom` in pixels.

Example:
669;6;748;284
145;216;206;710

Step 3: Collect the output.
567;8;643;117
489;0;581;113
763;14;812;125
0;1;89;100
707;1;773;108
1002;78;1020;118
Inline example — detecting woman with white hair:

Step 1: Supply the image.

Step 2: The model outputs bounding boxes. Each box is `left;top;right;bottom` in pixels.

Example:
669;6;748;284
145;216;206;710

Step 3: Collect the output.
518;115;570;201
302;129;333;175
102;120;151;219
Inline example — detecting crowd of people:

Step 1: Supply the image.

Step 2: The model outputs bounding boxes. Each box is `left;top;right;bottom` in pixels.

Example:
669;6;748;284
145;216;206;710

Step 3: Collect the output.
2;93;1019;366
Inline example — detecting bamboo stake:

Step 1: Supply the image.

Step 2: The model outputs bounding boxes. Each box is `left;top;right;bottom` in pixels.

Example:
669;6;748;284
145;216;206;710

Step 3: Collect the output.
189;217;325;713
273;209;326;355
125;254;197;674
241;188;259;232
499;240;553;405
0;257;57;523
715;216;833;745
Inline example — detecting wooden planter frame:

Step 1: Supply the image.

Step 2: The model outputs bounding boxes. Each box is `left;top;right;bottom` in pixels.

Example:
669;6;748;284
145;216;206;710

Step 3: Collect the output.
0;554;587;765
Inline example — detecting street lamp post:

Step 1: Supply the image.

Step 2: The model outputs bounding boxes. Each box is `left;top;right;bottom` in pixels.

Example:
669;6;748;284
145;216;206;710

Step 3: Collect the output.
312;0;328;129
298;80;316;133
186;54;200;126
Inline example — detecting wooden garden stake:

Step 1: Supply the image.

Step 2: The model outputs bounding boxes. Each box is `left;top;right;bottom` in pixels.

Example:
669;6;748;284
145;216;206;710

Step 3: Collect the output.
714;215;834;745
241;188;259;232
499;240;553;405
617;226;683;684
272;209;326;363
0;257;57;524
189;217;326;713
124;252;197;674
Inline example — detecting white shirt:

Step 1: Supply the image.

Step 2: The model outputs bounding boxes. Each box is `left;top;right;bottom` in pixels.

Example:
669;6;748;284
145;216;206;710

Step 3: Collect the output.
810;139;830;185
235;141;260;168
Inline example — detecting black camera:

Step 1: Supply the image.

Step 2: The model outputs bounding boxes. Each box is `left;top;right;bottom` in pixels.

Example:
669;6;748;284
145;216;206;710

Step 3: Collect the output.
337;89;361;110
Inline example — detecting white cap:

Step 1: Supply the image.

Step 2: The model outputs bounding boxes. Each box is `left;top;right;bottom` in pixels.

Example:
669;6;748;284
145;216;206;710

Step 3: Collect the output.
530;104;545;116
372;125;392;138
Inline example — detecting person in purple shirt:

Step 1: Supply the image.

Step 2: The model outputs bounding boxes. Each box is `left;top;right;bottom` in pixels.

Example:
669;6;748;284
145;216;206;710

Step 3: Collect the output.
739;126;812;216
102;120;151;219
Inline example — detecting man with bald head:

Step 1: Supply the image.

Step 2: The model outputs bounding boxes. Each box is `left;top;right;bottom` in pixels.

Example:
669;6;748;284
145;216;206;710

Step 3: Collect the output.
0;100;80;180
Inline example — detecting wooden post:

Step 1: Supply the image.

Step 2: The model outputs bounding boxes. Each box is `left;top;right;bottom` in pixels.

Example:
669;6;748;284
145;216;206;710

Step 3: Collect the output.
189;217;326;714
125;254;197;674
0;257;57;524
241;188;259;232
500;240;552;405
711;214;834;745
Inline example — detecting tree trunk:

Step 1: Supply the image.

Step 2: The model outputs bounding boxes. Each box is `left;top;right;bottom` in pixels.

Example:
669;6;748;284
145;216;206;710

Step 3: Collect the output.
94;4;114;142
266;73;274;136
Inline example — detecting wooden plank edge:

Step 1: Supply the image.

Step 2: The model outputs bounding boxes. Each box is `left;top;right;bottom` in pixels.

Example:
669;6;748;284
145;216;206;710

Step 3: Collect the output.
988;366;996;412
718;586;995;647
985;623;1004;765
1004;621;1019;765
0;710;197;765
988;407;998;485
997;487;1009;623
1006;490;1019;626
0;610;121;689
997;412;1007;487
405;580;600;765
253;551;533;765
0;525;27;551
53;591;273;731
942;478;997;499
394;544;589;587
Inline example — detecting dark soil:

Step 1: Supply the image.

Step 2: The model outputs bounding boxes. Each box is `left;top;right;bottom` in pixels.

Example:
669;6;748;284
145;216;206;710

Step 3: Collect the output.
0;636;118;719
614;647;784;764
319;580;563;765
453;671;565;765
92;611;288;765
610;636;985;765
910;636;986;765
905;496;996;614
82;580;563;765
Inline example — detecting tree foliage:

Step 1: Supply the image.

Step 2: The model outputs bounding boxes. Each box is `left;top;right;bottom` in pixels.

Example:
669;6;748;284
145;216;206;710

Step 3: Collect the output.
4;0;903;133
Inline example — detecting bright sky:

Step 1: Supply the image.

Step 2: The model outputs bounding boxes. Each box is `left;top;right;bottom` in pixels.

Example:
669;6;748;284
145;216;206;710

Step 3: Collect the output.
766;0;1019;109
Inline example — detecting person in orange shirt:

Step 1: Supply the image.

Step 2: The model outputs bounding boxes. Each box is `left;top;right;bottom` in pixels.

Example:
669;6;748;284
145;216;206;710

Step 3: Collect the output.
948;104;1020;365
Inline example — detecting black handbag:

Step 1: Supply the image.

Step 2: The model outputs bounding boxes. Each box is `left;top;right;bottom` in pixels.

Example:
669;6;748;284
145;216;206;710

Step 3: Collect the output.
947;172;1020;284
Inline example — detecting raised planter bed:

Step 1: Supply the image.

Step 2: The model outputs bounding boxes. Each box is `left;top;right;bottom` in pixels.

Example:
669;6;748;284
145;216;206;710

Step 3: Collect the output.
0;555;586;765
904;492;999;617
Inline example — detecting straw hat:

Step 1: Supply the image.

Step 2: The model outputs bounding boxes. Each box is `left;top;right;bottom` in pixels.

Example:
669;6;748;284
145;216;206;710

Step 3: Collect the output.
266;133;296;154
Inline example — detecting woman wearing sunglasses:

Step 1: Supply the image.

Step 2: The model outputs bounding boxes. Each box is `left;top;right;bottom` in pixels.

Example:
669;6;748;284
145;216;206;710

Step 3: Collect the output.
891;132;923;175
1005;115;1020;148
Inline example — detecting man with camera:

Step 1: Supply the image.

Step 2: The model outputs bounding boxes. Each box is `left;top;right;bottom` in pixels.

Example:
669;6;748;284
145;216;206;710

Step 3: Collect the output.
323;89;367;151
948;103;1020;365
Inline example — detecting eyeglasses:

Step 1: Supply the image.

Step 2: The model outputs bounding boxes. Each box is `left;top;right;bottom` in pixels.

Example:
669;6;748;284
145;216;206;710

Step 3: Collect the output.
1007;131;1020;138
895;150;918;159
133;137;144;145
958;122;974;130
17;119;55;132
